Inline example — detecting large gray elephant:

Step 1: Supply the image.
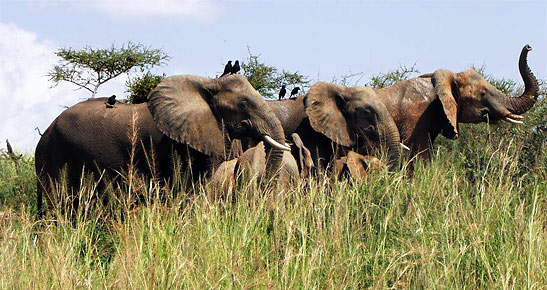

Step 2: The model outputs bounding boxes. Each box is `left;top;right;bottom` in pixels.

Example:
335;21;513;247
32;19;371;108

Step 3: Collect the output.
372;45;539;160
35;74;290;217
267;82;402;170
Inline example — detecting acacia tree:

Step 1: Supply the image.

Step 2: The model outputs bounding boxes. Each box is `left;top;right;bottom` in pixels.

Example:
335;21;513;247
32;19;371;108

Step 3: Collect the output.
47;42;169;98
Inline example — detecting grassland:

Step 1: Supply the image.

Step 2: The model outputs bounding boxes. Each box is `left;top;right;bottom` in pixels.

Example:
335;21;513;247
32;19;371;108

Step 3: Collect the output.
0;121;546;289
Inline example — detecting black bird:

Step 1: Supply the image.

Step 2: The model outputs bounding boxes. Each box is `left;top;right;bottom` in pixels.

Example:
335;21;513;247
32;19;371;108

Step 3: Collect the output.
278;85;287;100
290;87;300;99
231;60;240;74
106;95;116;108
220;60;232;77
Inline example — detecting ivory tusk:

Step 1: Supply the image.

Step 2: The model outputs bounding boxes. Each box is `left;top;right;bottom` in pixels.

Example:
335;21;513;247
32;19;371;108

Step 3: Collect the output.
504;117;524;124
400;143;411;151
263;135;291;151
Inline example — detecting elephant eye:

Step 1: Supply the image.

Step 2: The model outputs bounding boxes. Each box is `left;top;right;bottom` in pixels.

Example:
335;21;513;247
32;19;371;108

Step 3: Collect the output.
241;119;251;129
355;106;366;115
238;100;249;110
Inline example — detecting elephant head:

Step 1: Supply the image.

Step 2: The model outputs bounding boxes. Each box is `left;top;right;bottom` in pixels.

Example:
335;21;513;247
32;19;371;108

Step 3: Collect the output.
304;82;402;167
235;141;299;186
210;141;299;190
430;45;538;138
148;74;290;179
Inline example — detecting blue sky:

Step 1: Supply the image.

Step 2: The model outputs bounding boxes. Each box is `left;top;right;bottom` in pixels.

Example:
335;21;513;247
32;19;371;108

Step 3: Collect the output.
1;0;546;151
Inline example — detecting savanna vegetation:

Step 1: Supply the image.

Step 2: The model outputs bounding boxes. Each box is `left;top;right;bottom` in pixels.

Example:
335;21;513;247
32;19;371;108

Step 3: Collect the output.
0;48;545;288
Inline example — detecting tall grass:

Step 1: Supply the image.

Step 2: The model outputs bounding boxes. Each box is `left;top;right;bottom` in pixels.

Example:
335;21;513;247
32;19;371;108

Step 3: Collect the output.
0;134;545;288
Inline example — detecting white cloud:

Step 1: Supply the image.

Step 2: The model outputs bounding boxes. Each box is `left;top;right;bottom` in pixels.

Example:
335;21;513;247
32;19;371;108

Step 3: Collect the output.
96;0;220;21
0;22;125;153
31;0;221;22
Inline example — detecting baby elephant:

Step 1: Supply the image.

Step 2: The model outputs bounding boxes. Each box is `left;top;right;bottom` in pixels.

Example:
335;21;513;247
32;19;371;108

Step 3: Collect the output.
210;133;314;191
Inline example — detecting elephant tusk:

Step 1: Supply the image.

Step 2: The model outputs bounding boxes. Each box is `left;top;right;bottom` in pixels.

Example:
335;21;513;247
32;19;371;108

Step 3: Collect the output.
504;117;524;124
263;135;291;151
510;114;524;120
400;143;411;151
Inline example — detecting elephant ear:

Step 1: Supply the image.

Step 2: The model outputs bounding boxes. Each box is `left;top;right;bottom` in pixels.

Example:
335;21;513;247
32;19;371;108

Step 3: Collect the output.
291;133;314;176
431;69;459;138
304;82;354;147
236;142;266;178
148;75;225;157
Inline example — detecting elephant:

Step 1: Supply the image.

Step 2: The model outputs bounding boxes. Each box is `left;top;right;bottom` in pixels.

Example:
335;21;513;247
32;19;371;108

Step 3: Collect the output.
268;45;539;166
210;140;301;192
35;74;290;217
266;82;403;171
371;45;539;160
334;151;384;180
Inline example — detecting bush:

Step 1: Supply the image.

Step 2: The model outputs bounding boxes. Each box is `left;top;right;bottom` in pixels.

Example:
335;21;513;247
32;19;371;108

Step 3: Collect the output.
125;73;165;104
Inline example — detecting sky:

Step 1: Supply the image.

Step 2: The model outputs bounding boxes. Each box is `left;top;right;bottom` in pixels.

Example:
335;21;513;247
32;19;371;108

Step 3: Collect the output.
0;0;546;152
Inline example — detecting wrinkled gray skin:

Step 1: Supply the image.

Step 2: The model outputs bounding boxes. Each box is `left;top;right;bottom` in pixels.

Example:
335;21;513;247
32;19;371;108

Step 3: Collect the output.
266;82;402;170
373;45;539;160
35;74;287;217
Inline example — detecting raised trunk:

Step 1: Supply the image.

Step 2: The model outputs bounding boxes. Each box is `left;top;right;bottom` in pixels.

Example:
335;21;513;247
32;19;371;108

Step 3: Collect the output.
504;45;539;115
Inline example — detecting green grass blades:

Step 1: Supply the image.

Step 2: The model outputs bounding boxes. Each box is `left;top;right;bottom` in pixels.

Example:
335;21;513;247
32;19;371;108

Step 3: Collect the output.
0;136;545;288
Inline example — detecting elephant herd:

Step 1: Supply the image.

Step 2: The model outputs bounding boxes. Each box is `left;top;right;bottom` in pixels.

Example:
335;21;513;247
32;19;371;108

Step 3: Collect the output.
35;45;539;217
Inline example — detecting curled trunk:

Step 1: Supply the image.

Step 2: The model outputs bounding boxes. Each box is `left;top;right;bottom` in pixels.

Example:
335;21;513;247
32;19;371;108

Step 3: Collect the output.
504;45;539;115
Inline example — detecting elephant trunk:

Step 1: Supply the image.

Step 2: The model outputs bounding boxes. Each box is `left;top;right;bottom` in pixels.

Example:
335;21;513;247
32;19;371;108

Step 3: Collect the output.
381;121;402;171
259;111;288;183
504;45;539;115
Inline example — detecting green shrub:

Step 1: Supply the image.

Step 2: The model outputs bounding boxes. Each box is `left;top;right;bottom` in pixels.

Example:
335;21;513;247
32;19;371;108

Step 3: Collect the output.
125;73;164;104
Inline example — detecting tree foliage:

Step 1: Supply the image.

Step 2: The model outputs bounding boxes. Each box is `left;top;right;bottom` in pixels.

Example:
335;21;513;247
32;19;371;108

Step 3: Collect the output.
48;42;170;97
366;64;419;89
125;73;165;104
241;48;309;98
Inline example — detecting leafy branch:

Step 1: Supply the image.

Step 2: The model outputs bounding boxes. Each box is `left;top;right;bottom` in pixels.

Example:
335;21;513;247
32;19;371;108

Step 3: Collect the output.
47;42;170;97
366;64;419;89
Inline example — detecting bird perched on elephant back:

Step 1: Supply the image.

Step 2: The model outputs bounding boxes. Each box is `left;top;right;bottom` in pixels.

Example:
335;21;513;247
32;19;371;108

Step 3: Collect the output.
266;82;403;171
35;74;290;217
370;45;538;160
